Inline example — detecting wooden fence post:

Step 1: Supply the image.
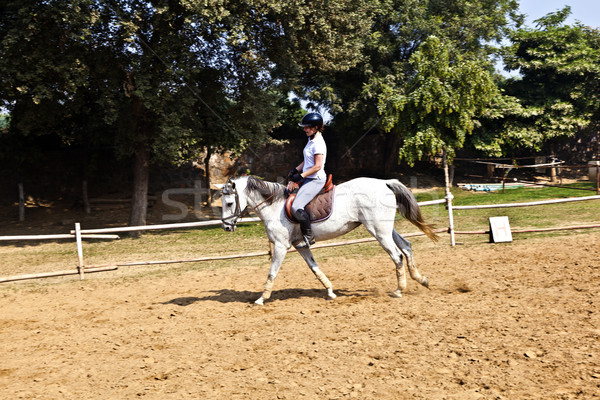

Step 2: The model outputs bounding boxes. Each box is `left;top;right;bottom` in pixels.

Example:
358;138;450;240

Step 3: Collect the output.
443;150;456;246
596;164;599;195
75;223;85;280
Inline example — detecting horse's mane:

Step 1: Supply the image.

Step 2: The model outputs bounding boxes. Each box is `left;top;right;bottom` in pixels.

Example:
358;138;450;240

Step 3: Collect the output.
245;176;285;205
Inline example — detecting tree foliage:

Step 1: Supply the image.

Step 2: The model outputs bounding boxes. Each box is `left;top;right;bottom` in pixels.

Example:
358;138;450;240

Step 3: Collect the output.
0;0;370;225
475;7;600;156
7;0;596;219
292;0;520;171
377;36;499;165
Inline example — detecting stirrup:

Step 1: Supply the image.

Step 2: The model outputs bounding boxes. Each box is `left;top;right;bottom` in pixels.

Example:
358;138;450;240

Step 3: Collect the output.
295;235;315;249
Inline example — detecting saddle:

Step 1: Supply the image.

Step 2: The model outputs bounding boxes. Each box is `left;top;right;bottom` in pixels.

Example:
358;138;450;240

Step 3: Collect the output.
285;174;335;223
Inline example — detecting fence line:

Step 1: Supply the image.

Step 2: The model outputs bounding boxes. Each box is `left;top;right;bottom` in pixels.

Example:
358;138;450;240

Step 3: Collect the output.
455;159;600;195
448;195;600;245
81;228;449;270
452;195;600;210
70;217;261;235
0;234;120;241
1;194;599;283
454;223;600;236
415;199;446;207
0;266;119;284
0;198;444;283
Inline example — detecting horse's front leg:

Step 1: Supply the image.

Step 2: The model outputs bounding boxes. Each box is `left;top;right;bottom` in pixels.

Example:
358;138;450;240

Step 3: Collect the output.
295;247;336;300
255;242;288;306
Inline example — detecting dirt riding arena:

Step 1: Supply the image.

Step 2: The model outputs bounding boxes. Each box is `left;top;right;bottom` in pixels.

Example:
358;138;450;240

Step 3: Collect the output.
1;232;599;399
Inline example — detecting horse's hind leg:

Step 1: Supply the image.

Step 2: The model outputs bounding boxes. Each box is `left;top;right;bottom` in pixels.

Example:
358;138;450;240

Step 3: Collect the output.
295;247;336;300
393;229;429;289
366;231;407;297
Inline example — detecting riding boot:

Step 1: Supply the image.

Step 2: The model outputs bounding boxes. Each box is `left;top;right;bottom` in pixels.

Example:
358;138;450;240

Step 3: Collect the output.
294;208;315;248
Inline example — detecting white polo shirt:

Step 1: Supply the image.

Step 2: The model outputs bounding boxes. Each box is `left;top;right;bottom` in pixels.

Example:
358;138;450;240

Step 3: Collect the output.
302;134;327;179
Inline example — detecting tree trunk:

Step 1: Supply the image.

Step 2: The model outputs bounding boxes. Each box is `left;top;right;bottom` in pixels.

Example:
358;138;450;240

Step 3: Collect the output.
18;183;25;222
128;144;150;236
548;144;557;183
82;180;91;214
442;148;452;193
383;129;401;176
127;91;151;236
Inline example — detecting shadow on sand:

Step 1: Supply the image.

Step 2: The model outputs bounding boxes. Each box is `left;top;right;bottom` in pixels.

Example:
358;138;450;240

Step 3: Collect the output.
162;288;371;306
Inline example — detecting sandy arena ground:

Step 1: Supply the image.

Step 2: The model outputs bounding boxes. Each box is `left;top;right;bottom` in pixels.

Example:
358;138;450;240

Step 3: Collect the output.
1;232;599;399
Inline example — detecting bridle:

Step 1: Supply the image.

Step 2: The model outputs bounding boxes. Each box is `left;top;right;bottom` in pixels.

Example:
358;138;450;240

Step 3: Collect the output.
220;179;246;229
221;178;283;229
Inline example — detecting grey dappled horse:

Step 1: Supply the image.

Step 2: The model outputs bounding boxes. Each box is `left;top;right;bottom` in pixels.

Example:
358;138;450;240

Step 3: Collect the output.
221;176;438;305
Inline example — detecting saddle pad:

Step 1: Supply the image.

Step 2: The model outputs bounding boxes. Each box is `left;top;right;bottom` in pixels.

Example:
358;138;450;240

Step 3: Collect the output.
285;187;335;223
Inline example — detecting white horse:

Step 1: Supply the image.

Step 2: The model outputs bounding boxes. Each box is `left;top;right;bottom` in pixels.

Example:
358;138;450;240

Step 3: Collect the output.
221;176;438;305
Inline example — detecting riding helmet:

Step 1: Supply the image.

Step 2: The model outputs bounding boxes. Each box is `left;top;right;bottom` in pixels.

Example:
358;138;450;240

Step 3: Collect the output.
298;112;324;127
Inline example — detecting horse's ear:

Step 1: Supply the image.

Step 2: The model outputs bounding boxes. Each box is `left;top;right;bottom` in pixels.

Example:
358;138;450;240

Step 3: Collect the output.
222;179;234;195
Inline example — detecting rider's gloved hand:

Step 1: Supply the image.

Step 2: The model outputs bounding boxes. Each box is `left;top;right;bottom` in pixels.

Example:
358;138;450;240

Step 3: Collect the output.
291;172;303;182
287;168;299;180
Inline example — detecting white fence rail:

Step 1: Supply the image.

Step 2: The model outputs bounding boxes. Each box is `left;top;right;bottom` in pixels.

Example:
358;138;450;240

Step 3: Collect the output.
0;234;120;241
452;195;600;210
447;194;600;245
69;217;261;235
1;195;599;283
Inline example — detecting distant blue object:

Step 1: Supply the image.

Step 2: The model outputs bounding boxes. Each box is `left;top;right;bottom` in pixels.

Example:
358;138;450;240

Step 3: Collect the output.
458;183;525;192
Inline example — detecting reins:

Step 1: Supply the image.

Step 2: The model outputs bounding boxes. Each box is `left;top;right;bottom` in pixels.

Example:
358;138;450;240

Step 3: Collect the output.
221;179;283;227
250;190;282;212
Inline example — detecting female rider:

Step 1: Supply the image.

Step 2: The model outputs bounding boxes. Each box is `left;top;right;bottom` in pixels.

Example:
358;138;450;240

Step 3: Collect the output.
288;112;327;248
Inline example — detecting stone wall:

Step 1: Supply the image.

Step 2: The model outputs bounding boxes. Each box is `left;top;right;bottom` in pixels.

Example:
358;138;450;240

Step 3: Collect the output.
205;134;388;186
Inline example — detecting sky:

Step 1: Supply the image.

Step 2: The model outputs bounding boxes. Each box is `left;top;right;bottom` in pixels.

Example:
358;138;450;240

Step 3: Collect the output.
517;0;600;28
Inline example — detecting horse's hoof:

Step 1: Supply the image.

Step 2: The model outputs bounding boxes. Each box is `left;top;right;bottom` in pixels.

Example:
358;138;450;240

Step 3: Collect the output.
327;290;337;300
421;277;430;289
391;289;403;298
254;298;264;306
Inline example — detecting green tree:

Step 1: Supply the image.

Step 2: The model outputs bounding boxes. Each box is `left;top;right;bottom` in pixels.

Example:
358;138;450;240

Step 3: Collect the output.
0;1;95;142
0;114;8;132
377;36;498;167
477;7;600;157
293;0;521;173
0;0;371;227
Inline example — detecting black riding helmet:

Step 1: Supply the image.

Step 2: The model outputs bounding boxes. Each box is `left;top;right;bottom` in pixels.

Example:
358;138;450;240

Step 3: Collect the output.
298;112;323;127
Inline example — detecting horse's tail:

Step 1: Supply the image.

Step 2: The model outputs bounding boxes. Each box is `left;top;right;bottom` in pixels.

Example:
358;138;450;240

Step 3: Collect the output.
386;180;439;242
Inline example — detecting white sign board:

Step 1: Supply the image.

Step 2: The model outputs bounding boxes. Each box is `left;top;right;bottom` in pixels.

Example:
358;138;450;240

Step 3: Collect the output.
489;216;512;243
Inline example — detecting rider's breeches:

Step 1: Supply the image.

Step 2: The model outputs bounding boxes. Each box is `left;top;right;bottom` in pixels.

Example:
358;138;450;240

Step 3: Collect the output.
291;177;326;213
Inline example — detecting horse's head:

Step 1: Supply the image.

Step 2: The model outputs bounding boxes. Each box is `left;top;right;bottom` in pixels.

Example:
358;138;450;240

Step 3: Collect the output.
220;177;248;232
